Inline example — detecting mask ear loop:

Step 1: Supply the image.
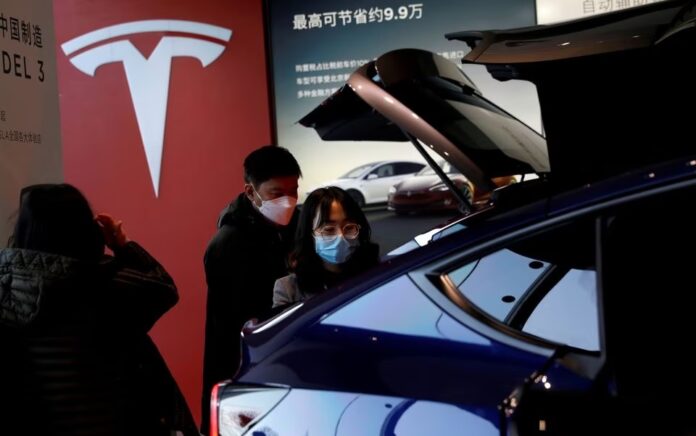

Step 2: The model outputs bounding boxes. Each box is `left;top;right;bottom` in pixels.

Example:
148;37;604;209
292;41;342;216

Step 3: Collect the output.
250;186;265;208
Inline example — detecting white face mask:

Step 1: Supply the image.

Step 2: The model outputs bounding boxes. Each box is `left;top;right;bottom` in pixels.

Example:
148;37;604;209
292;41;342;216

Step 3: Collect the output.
254;191;297;226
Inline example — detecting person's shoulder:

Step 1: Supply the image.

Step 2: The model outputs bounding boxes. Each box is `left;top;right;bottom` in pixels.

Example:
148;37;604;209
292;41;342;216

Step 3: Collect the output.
273;274;300;307
204;210;249;266
274;273;298;290
206;223;242;256
207;196;255;244
216;195;248;226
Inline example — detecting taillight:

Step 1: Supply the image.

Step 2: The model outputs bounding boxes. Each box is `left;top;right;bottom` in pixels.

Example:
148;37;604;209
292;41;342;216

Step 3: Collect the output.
209;381;226;436
214;385;289;436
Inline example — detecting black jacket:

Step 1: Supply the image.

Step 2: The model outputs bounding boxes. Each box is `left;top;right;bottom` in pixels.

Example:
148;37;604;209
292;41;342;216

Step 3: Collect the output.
0;242;197;436
201;193;297;433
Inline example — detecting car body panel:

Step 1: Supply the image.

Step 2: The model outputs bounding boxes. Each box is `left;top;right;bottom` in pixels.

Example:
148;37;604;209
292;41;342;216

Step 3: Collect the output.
448;0;695;191
222;388;501;436
302;1;695;195
300;49;549;194
216;2;696;434
228;155;696;434
447;0;684;64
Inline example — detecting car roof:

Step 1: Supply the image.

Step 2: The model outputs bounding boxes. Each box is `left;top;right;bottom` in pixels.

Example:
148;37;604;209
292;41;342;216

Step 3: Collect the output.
378;160;425;165
350;160;424;170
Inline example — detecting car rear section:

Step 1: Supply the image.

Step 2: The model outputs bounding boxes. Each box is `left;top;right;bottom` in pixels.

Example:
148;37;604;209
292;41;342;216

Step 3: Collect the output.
211;2;696;434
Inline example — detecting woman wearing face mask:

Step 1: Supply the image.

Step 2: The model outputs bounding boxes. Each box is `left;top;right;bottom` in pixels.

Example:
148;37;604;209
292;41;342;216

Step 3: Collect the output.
273;187;380;308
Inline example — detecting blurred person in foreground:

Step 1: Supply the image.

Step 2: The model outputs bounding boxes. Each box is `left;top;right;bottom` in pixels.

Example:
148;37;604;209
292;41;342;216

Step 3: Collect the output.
0;183;196;436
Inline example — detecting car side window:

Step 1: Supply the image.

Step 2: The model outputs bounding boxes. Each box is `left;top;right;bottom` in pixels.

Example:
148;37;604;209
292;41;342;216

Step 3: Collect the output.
522;269;599;351
449;249;549;321
371;164;395;178
444;221;599;351
394;162;425;175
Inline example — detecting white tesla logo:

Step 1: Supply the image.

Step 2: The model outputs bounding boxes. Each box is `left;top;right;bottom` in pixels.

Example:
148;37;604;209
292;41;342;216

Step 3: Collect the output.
62;20;233;196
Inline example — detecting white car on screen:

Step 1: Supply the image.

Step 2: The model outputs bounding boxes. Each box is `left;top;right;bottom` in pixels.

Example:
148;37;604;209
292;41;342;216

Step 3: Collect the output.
308;161;426;207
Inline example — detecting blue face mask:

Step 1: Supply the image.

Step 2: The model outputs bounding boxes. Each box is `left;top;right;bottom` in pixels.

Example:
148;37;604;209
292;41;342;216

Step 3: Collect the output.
315;235;358;265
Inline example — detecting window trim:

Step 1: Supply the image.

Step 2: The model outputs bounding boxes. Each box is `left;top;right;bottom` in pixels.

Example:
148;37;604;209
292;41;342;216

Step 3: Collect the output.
505;264;569;329
419;221;602;354
409;270;556;358
408;176;696;365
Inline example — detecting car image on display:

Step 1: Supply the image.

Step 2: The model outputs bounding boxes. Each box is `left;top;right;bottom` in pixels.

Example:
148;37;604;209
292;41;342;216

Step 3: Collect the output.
387;160;519;215
211;2;696;436
305;161;425;207
387;160;473;214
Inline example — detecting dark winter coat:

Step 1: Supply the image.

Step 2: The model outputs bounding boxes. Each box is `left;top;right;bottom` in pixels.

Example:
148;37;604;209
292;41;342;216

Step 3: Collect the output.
201;193;298;433
0;242;197;436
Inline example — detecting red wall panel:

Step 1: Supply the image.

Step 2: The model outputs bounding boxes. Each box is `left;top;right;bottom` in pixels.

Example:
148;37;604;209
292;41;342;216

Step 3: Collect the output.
53;0;272;424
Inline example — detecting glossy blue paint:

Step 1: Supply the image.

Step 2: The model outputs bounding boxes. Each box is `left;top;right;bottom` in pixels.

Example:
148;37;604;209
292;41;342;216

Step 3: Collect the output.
226;388;501;435
230;161;696;434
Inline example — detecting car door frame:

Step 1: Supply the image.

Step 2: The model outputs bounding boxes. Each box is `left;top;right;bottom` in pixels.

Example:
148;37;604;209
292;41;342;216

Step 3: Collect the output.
406;171;696;382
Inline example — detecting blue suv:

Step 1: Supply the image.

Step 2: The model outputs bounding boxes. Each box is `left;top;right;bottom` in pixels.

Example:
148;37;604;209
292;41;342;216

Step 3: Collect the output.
211;2;696;435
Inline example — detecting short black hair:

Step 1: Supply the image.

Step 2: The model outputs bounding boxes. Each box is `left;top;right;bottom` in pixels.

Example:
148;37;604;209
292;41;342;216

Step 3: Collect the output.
243;145;301;186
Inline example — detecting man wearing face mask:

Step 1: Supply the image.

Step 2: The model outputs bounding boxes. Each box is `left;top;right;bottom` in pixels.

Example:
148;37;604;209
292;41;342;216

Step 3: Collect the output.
201;145;301;435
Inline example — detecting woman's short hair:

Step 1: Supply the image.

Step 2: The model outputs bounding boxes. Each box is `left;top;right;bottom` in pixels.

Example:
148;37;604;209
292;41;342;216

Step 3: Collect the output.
11;184;104;260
